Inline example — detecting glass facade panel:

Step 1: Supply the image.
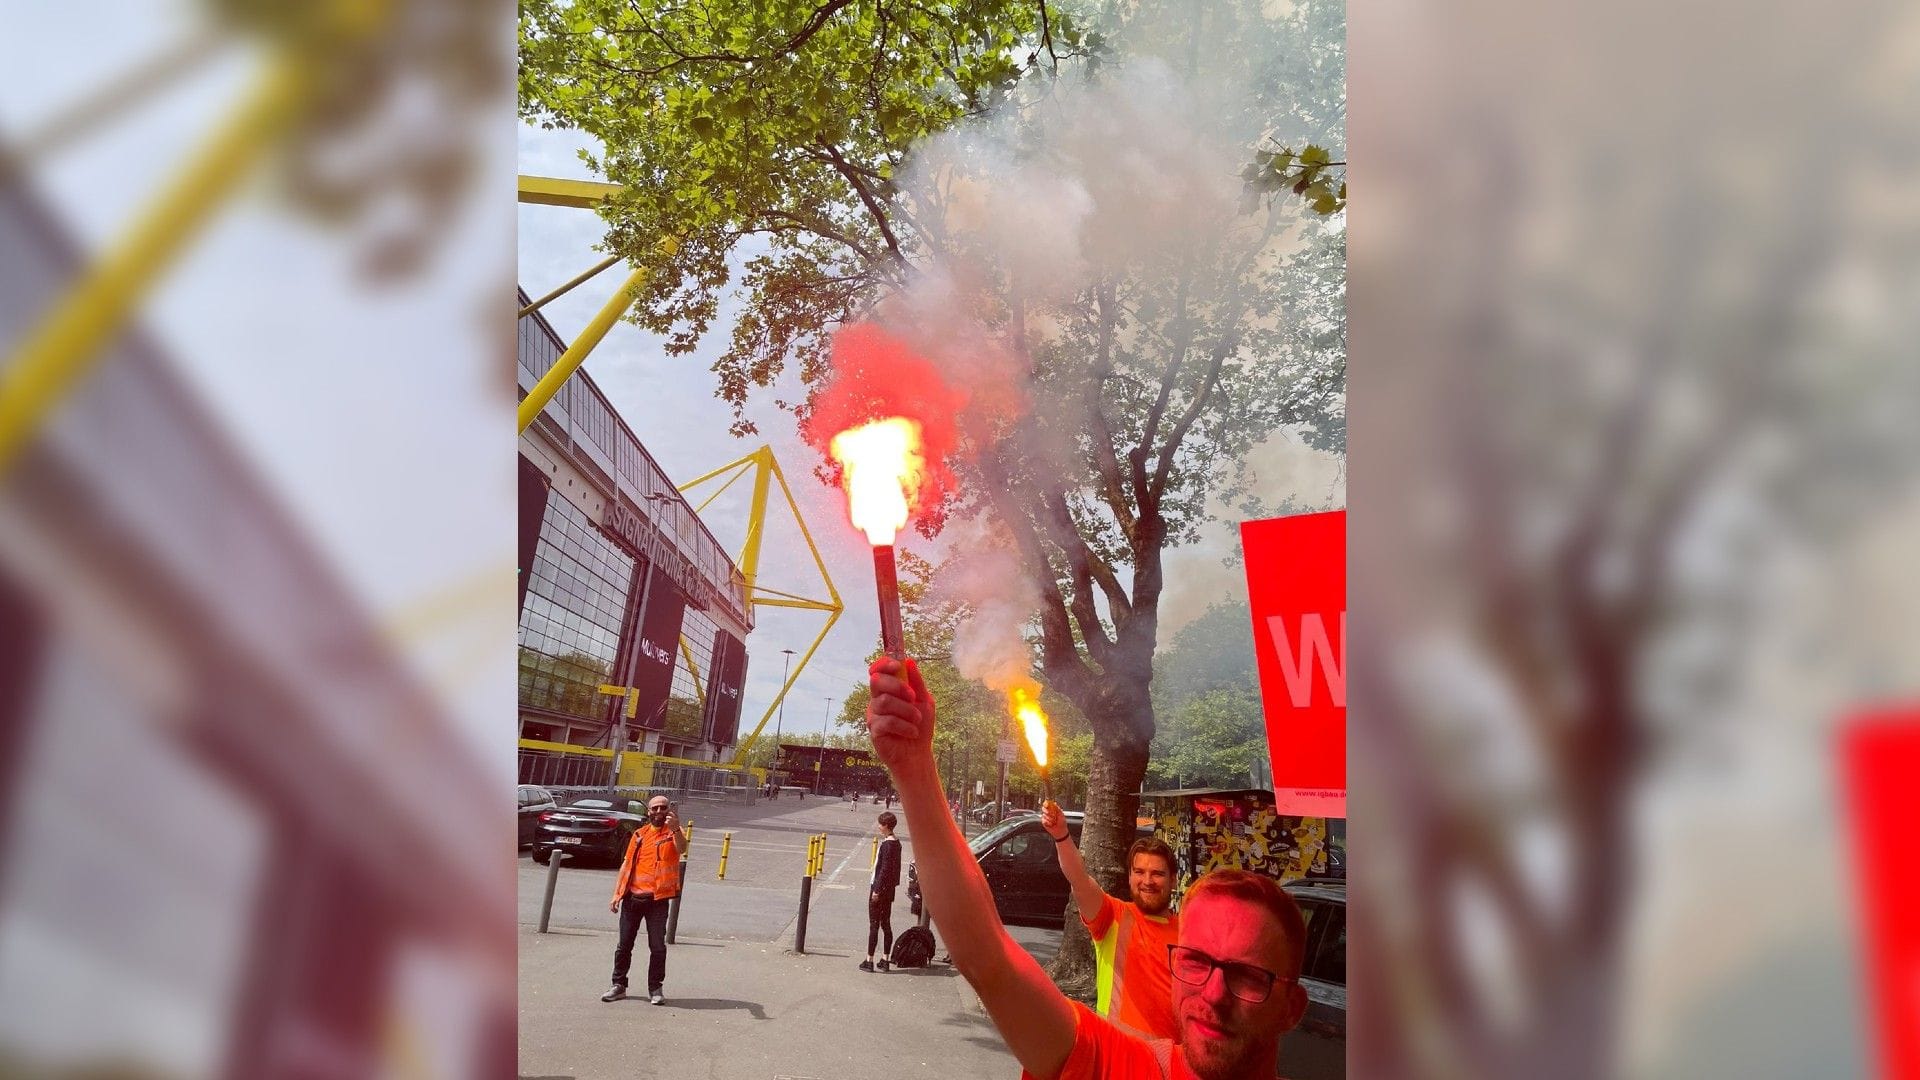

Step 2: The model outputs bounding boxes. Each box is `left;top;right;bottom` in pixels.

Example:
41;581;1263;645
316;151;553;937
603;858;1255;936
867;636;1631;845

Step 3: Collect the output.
518;496;632;724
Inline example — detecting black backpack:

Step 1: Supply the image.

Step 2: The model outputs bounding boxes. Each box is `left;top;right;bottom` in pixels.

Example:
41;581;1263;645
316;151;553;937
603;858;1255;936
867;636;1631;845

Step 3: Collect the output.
890;925;936;969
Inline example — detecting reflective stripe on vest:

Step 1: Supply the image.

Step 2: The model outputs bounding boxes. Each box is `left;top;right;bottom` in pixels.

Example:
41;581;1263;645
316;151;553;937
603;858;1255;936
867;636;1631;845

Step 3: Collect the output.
1107;905;1139;1022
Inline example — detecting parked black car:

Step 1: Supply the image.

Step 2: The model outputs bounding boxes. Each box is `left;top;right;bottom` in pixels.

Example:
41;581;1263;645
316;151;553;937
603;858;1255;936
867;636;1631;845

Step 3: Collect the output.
1279;880;1346;1080
530;793;652;866
517;785;556;848
969;800;1023;822
910;811;1159;928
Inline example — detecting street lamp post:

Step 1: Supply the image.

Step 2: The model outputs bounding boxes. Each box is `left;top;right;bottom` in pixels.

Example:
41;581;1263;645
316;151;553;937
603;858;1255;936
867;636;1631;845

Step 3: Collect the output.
815;696;832;795
775;648;794;746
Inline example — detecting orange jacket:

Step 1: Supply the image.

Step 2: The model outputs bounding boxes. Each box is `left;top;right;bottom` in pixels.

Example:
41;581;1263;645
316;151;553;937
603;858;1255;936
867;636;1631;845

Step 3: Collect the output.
612;823;683;902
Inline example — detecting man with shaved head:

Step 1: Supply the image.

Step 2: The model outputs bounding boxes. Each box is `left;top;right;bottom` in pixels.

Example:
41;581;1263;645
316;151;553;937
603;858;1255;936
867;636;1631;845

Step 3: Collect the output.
602;794;690;1005
867;657;1307;1079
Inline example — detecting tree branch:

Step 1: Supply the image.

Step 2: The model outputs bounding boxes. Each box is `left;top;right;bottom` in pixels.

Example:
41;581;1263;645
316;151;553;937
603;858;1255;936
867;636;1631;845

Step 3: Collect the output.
817;141;909;267
777;0;857;55
1149;334;1232;501
1043;487;1132;632
757;208;881;264
1084;283;1138;544
1036;0;1061;74
1135;273;1194;497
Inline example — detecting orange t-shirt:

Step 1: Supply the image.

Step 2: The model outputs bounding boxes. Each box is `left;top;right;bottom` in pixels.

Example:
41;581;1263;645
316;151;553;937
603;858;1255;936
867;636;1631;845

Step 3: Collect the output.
1084;894;1181;1042
1020;1003;1189;1080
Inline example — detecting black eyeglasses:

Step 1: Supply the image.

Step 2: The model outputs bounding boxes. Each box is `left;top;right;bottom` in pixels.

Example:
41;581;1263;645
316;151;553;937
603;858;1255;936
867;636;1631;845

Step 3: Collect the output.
1167;945;1288;1004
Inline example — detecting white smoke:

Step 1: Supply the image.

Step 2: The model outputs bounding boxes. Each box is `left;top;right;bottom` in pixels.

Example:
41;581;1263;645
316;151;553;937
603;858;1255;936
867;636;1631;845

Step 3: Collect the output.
929;517;1044;692
879;44;1282;685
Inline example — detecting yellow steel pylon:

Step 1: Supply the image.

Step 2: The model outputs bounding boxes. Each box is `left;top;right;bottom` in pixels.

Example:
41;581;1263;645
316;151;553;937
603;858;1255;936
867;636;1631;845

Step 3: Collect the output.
677;446;844;767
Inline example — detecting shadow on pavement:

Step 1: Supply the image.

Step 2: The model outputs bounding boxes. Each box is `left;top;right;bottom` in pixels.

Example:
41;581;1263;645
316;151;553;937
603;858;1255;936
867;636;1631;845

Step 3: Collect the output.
665;997;771;1019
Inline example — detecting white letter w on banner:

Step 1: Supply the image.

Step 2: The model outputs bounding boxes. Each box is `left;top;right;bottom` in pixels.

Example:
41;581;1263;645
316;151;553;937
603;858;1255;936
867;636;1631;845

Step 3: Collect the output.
1268;612;1346;708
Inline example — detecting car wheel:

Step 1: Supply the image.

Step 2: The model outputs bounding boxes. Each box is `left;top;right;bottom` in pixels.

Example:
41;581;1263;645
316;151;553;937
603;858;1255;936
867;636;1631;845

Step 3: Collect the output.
532;848;550;865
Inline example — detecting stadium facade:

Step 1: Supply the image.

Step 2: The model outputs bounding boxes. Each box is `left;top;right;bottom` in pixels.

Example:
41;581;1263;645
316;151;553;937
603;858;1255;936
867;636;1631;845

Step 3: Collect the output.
517;292;755;790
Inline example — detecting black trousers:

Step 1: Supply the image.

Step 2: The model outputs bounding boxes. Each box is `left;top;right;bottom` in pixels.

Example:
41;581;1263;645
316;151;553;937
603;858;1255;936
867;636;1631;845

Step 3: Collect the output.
868;887;896;958
613;894;670;991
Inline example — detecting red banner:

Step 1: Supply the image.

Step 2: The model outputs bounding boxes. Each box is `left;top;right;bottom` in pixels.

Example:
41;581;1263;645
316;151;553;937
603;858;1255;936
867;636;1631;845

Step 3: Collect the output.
1240;510;1345;818
1843;706;1920;1080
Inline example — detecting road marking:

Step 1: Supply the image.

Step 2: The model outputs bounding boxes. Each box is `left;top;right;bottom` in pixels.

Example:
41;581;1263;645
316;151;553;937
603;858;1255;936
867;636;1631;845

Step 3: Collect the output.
822;827;873;887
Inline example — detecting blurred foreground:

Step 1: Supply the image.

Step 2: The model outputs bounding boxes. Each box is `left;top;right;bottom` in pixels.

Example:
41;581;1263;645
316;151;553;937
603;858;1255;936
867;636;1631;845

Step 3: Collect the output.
0;3;514;1078
1352;0;1920;1077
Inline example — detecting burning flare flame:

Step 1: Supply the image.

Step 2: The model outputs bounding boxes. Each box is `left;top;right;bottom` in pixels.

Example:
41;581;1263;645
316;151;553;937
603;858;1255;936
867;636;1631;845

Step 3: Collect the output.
829;417;925;546
1011;683;1049;770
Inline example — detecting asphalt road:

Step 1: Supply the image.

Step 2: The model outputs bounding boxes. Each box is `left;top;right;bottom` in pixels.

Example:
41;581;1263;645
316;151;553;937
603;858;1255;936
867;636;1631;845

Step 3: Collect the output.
519;796;1064;1080
520;795;1058;956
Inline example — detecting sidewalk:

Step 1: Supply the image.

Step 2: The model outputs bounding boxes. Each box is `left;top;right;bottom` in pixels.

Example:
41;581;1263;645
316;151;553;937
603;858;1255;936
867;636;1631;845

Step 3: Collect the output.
519;798;1054;1080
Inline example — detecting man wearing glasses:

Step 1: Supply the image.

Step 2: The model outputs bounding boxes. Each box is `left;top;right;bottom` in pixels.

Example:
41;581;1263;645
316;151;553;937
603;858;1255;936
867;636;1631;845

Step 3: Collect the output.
866;658;1307;1080
603;795;691;1006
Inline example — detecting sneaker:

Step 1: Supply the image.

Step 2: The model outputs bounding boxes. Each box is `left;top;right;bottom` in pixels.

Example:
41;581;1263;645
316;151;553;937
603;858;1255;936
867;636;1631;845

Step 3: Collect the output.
877;959;891;972
601;985;626;1002
857;960;875;972
648;990;665;1005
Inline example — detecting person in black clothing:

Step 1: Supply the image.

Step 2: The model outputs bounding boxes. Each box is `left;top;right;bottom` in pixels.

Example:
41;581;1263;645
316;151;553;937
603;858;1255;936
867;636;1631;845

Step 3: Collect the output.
860;811;902;972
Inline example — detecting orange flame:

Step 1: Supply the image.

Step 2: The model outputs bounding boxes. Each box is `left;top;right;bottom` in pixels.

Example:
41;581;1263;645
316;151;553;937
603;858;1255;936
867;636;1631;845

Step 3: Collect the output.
1011;684;1049;770
829;417;925;546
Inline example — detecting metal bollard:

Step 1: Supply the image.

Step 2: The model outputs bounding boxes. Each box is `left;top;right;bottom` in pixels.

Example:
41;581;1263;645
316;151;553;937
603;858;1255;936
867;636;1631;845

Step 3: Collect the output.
666;822;693;944
537;850;567;934
666;857;688;943
717;831;732;879
795;873;814;954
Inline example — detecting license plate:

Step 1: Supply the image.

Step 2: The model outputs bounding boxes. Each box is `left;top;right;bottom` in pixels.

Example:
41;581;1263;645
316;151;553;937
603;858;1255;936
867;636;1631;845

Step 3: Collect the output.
557;837;583;845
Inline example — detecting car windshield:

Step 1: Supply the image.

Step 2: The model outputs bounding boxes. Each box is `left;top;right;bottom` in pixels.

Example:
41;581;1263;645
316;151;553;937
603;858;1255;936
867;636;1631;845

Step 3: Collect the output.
564;798;617;810
968;817;1033;855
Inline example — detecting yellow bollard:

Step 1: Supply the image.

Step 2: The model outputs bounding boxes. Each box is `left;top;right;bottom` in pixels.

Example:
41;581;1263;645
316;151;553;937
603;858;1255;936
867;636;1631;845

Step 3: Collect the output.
717;831;732;880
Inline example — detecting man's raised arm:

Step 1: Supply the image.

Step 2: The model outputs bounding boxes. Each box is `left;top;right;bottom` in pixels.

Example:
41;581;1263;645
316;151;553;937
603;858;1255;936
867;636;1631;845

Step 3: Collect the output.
866;658;1078;1078
1041;801;1112;922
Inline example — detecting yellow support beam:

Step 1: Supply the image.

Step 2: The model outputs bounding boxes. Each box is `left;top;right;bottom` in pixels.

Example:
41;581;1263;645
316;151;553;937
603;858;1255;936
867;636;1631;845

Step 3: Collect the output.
690;459;754;516
0;53;309;471
679;636;707;708
752;597;842;612
765;447;846;614
520;254;622;318
737;446;777;593
517;174;624;208
517;265;649;433
515;231;678;434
